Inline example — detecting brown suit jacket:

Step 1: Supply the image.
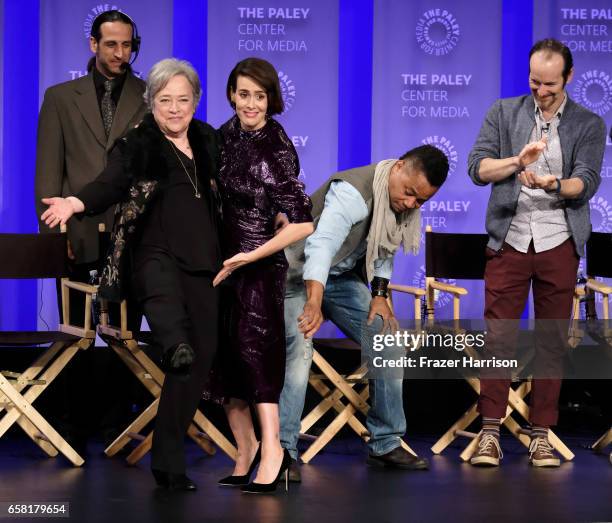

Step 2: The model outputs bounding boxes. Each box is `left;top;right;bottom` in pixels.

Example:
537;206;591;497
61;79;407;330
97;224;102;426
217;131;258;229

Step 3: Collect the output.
35;71;147;263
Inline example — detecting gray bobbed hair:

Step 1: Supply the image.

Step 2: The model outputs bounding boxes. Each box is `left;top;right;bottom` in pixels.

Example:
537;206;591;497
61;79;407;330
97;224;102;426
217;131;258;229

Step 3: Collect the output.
144;58;202;110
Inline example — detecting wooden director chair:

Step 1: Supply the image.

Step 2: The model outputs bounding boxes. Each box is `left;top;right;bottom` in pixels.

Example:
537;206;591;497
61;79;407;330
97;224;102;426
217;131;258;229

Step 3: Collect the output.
573;232;612;456
422;226;575;462
0;227;97;466
297;283;425;464
95;228;236;464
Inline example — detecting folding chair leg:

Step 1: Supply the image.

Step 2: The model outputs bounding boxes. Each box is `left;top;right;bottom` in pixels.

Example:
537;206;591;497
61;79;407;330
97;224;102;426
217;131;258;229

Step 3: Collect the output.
300;401;360;464
192;410;237;461
0;342;64;417
300;379;345;433
431;402;480;454
109;343;162;396
312;352;369;412
0;342;82;438
592;428;612;452
0;374;83;466
187;424;216;456
127;431;153;465
105;399;159;457
15;416;59;457
305;378;370;440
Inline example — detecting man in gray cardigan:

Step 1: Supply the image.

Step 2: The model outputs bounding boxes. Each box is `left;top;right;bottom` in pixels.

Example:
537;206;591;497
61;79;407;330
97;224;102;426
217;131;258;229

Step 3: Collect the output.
467;38;606;468
280;145;449;478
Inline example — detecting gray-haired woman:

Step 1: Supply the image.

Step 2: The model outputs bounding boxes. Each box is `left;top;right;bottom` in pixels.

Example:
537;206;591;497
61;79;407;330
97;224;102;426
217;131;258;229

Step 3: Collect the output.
41;58;221;491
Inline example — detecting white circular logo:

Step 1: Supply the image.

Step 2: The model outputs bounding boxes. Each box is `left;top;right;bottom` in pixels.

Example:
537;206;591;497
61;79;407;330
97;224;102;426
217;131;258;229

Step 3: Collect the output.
412;264;456;310
421;135;458;175
83;5;122;39
415;9;460;56
589;196;612;232
573;70;612;116
277;71;296;112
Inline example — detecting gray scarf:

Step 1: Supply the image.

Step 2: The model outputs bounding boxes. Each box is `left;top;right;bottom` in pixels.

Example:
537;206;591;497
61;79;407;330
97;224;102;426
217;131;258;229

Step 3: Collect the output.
365;159;421;282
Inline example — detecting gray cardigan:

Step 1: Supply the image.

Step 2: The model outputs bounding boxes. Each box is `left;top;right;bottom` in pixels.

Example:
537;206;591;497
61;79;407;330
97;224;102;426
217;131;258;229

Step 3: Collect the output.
468;95;607;257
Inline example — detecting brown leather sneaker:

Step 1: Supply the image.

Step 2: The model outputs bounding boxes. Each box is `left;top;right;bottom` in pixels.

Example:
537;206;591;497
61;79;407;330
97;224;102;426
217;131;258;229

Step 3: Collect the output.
470;433;503;467
529;437;561;467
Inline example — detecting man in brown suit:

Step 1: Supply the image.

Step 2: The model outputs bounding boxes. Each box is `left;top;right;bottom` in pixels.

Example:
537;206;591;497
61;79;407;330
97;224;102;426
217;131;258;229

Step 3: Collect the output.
36;10;146;272
34;10;147;453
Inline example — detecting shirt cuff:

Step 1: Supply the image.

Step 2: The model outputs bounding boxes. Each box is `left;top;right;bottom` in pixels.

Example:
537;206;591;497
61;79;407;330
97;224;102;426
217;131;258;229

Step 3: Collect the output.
303;266;329;288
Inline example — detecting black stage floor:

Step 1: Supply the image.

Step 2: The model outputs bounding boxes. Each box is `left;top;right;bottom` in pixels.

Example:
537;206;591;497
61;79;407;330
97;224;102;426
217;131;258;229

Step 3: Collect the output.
1;434;610;523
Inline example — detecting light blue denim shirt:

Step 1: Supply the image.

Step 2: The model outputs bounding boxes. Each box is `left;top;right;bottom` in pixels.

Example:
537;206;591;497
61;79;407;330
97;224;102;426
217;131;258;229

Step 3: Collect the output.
303;180;393;287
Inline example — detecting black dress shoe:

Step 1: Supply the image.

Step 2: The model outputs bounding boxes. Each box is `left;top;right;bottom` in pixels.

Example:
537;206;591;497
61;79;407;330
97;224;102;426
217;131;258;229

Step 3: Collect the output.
161;343;194;376
367;447;429;470
152;469;197;491
218;445;261;487
288;458;301;483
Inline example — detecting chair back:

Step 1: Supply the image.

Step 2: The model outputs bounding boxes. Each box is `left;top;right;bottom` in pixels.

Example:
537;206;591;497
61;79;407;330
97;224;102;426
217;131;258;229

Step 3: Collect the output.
586;232;612;278
425;229;489;280
0;233;69;279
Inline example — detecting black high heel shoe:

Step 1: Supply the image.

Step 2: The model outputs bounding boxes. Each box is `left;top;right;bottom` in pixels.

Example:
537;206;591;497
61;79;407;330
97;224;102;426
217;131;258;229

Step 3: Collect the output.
218;444;261;487
241;449;291;494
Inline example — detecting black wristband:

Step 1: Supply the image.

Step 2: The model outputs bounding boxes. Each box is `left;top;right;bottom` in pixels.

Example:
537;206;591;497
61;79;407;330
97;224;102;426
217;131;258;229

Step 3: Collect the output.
555;178;561;194
371;277;390;299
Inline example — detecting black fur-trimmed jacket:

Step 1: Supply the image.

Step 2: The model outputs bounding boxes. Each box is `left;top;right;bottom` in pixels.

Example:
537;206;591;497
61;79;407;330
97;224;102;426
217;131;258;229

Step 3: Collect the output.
77;112;221;300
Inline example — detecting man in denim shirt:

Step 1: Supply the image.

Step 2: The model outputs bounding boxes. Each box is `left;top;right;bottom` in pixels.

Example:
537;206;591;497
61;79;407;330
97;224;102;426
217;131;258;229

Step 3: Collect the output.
468;39;606;468
280;145;449;479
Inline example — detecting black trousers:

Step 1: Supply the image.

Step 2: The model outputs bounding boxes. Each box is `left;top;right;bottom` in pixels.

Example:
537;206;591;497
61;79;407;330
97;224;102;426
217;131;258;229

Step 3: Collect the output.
133;252;219;474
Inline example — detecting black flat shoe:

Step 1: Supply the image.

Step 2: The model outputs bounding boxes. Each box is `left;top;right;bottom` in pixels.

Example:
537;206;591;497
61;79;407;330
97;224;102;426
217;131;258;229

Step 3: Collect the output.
241;449;291;494
218;444;261;486
366;447;429;470
161;342;194;376
152;469;197;491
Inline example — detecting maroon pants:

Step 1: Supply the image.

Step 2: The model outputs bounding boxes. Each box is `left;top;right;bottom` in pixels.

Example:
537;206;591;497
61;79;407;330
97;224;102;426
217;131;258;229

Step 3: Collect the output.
478;238;579;426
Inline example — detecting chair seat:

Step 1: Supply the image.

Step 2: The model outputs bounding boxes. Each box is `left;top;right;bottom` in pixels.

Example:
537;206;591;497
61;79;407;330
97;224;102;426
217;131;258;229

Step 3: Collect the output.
313;338;360;351
0;331;80;346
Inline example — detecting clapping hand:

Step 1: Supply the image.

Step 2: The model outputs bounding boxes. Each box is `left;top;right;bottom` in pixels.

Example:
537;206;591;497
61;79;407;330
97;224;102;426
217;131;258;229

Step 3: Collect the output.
518;171;557;191
517;137;547;168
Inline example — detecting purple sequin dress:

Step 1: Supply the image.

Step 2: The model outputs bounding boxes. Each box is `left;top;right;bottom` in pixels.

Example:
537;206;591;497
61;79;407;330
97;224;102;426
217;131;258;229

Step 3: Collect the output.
206;115;312;404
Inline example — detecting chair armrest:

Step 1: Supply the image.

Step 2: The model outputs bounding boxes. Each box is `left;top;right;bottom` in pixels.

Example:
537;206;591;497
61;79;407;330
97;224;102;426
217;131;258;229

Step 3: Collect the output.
586;279;612;295
388;284;426;297
62;280;98;294
429;280;468;296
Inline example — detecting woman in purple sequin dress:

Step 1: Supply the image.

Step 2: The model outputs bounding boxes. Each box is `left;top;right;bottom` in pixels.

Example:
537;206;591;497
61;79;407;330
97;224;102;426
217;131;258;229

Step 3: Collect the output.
209;58;312;491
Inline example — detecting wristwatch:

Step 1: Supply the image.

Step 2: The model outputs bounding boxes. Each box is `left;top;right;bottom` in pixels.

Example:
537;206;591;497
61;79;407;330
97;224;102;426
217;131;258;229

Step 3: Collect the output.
546;178;561;194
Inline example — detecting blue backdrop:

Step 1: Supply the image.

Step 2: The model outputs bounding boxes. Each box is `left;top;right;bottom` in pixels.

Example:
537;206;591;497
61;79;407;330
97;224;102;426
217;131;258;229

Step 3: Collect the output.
0;0;610;330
